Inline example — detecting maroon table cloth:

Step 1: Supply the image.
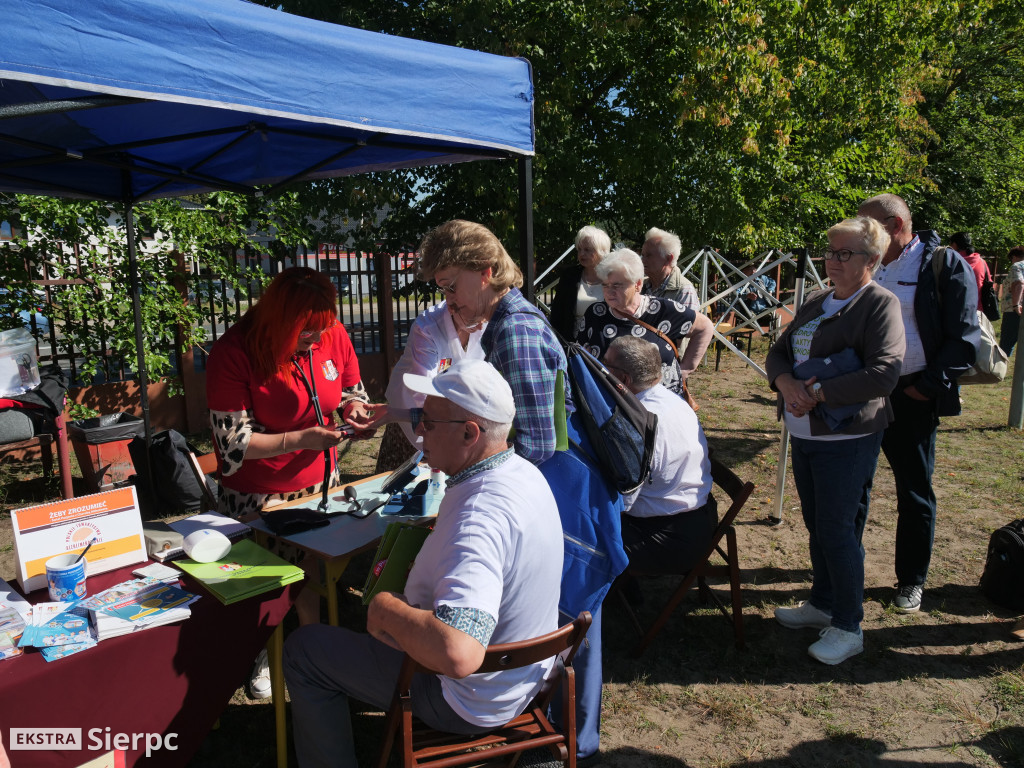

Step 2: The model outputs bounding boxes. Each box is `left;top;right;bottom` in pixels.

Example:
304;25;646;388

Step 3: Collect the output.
0;563;300;767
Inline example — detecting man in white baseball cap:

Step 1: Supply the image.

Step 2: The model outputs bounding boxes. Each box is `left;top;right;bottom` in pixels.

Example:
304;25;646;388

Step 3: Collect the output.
284;358;564;768
401;358;515;473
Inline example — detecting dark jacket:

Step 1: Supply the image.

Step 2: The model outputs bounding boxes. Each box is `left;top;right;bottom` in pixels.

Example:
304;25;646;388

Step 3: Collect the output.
766;281;905;436
909;230;980;416
549;264;584;341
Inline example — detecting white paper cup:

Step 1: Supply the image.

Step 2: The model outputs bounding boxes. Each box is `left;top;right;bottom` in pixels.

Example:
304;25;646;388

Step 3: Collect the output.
45;554;87;602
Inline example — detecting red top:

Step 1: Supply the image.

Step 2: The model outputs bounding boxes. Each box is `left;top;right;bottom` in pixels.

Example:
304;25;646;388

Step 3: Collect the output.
961;251;988;312
206;319;361;494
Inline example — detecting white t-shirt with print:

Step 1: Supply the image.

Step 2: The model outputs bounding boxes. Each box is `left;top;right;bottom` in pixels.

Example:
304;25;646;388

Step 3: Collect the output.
403;453;563;727
1002;260;1024;313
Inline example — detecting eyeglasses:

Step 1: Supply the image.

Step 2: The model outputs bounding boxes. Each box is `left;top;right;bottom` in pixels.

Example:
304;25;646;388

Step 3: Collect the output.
298;321;337;339
823;248;868;262
410;407;486;432
433;272;462;296
602;282;633;292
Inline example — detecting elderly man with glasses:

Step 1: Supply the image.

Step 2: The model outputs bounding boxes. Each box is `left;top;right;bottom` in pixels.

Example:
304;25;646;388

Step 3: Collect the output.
284;360;564;768
857;193;979;615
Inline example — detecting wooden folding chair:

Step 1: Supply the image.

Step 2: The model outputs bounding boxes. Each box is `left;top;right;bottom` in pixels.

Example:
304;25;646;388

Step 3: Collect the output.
376;611;592;768
621;456;754;656
186;449;220;512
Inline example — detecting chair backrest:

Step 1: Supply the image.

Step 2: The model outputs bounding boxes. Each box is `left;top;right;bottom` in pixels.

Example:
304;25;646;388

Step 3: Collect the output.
187;450;220;512
396;611;592;691
709;455;755;533
475;611;591;674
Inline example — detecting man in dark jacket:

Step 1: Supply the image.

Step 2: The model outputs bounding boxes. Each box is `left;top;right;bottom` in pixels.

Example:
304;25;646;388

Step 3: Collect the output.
858;194;980;613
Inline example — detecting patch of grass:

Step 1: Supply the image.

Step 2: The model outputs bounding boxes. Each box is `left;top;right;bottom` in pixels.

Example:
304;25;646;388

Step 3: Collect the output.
992;668;1024;718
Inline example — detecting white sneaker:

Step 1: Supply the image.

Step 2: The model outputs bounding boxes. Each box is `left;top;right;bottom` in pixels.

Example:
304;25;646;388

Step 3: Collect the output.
774;601;832;630
247;648;272;700
808;626;863;665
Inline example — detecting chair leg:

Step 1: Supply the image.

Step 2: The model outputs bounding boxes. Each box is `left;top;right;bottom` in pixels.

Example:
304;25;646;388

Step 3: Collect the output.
376;702;400;768
614;579;645;638
726;529;744;648
631;572;699;657
39;435;54;479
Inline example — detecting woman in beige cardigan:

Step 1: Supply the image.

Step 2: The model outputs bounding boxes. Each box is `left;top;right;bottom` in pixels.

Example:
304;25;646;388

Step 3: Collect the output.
766;216;905;666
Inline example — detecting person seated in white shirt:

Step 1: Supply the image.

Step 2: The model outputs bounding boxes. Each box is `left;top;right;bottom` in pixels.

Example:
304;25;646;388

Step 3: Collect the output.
283;359;564;768
604;336;717;574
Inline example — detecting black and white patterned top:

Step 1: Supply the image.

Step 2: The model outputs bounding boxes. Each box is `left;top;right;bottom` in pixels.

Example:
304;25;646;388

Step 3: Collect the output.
578;295;696;396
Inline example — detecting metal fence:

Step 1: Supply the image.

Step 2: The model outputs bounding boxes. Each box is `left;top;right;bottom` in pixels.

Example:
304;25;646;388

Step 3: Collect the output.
8;241;441;388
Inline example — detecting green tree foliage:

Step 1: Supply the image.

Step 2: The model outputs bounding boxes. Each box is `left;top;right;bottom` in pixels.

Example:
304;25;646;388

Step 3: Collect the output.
269;0;1024;264
914;0;1024;266
0;192;310;384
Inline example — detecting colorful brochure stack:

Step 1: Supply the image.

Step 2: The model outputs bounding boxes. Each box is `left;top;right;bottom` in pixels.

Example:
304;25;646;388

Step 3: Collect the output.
18;602;97;661
0;578;31;660
79;578;199;641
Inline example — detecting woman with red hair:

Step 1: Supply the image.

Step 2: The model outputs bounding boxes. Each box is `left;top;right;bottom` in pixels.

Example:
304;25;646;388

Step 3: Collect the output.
206;267;376;520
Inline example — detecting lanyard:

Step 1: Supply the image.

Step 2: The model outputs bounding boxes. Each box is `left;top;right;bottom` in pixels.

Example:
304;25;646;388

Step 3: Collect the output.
291;350;331;512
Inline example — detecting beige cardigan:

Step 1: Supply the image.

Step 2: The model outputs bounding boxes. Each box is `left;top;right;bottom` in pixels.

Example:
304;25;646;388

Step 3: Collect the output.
765;281;906;436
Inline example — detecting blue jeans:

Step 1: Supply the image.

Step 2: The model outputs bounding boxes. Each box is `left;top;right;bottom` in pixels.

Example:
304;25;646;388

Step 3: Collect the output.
881;387;939;587
791;432;883;632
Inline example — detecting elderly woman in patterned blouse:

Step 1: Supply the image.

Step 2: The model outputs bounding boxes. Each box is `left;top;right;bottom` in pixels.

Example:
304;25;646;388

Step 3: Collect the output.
578;248;713;398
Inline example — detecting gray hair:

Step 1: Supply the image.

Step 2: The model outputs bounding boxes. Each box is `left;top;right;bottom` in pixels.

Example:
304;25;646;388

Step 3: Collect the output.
859;193;912;235
827;216;891;274
576;225;612;256
596;248;644;283
644;227;682;265
608;336;662;390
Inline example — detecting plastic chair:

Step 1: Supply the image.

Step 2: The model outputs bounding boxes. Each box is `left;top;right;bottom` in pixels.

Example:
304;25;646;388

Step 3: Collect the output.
376;612;592;768
620;456;754;656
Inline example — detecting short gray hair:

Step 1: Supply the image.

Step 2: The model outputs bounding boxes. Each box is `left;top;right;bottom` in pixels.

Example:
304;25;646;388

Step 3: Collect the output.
827;216;890;274
596;248;644;283
644;227;682;265
608;336;662;390
576;226;612;256
859;193;912;235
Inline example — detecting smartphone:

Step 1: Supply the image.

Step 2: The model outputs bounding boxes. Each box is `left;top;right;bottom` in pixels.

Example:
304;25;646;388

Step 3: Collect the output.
336;424;358;437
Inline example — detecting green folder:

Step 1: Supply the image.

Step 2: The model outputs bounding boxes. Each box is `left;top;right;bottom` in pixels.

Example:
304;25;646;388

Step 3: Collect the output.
175;539;305;605
362;522;432;605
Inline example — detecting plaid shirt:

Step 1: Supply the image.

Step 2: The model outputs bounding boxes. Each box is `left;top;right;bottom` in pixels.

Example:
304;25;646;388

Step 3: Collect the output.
482;288;570;464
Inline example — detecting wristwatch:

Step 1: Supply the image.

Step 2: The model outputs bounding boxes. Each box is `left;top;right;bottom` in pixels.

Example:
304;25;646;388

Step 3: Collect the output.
811;382;825;403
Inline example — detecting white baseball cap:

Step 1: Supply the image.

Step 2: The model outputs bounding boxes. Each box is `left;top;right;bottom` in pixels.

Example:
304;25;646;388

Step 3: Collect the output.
404;359;515;424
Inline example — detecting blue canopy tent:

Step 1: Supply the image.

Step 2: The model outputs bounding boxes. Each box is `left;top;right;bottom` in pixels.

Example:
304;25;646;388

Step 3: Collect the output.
1;0;536;442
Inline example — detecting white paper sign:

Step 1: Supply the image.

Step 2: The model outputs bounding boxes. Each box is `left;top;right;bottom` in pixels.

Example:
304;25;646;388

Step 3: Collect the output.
11;486;147;593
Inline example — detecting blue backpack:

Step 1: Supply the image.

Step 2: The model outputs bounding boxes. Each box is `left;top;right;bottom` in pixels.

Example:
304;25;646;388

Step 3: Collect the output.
564;342;657;494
